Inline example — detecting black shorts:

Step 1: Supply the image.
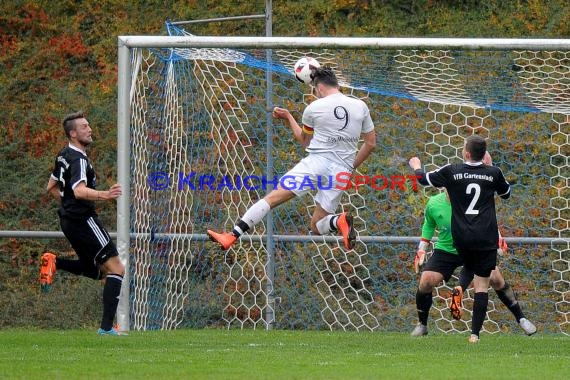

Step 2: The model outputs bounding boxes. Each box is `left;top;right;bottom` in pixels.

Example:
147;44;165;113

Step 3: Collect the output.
60;214;118;267
423;249;464;281
457;248;497;278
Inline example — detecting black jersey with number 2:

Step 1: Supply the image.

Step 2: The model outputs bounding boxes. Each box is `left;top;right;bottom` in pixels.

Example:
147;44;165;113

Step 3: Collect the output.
416;162;510;251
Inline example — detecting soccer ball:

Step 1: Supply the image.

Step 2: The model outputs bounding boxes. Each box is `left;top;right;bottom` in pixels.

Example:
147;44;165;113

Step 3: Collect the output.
293;57;320;85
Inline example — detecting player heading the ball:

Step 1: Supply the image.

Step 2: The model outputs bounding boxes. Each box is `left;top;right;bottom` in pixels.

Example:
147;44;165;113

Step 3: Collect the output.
207;65;376;251
294;56;320;85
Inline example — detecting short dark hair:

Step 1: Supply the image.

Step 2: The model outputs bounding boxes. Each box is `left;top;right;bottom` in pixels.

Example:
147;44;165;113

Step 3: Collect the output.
465;135;487;161
311;66;338;87
63;111;85;138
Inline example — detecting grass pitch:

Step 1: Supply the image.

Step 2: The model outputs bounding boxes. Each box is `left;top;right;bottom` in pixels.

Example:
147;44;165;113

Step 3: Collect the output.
1;329;568;379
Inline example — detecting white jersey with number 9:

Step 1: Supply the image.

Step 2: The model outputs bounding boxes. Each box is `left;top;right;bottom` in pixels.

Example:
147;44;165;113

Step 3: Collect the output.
302;92;374;169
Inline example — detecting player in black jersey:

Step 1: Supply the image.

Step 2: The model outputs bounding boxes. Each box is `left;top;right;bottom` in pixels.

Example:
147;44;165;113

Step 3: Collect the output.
409;135;511;343
42;111;125;335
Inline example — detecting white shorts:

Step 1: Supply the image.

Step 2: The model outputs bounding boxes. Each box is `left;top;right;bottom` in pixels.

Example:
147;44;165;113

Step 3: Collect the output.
280;154;350;214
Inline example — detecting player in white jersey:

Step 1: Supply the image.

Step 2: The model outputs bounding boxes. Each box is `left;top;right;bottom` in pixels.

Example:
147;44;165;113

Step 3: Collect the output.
303;91;373;168
208;66;376;250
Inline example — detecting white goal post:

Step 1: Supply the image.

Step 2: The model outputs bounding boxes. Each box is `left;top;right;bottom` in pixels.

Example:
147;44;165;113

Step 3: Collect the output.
117;36;570;334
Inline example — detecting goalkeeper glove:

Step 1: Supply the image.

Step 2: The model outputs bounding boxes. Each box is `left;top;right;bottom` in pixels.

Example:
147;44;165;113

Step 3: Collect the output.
414;239;430;274
497;232;508;256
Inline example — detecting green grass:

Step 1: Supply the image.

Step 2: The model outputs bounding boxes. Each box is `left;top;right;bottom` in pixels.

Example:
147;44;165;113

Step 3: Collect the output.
0;329;568;379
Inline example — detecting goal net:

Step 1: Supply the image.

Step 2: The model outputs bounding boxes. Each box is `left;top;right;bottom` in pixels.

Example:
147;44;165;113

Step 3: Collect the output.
118;25;570;335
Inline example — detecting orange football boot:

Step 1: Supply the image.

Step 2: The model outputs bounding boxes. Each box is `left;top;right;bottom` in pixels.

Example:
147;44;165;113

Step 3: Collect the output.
336;213;356;250
207;230;237;250
450;286;463;320
40;252;57;292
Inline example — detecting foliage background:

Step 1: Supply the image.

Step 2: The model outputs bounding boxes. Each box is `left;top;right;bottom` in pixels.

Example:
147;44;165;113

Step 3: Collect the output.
1;0;569;328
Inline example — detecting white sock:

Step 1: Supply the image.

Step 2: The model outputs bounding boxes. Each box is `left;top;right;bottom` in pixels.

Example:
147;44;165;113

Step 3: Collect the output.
240;199;271;230
315;215;335;235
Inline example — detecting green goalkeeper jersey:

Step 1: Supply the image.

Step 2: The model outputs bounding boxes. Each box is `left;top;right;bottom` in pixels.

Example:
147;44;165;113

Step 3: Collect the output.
421;192;457;255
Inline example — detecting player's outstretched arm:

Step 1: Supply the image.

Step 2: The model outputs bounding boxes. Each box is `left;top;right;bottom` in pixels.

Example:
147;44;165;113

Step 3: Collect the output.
73;182;122;201
353;130;376;170
272;106;312;147
409;157;422;171
409;157;430;186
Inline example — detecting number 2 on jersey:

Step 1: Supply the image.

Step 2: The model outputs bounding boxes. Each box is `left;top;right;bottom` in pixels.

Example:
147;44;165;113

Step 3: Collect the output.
465;183;481;215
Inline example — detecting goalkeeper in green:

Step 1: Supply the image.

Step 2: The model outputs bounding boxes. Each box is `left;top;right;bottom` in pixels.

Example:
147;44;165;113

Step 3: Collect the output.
411;155;536;337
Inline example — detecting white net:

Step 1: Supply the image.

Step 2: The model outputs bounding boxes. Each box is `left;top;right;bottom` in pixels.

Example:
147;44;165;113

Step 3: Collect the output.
123;29;570;334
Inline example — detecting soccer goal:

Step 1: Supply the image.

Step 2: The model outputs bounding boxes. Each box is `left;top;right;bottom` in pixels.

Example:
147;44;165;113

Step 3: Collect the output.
117;26;570;335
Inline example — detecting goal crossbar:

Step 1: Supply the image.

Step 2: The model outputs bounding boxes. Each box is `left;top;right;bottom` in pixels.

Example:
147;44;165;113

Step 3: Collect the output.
118;36;570;50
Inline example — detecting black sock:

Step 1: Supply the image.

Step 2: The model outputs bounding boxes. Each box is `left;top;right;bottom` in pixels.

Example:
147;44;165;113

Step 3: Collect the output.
232;220;250;237
495;283;524;322
416;290;432;325
55;258;84;276
471;292;489;336
458;266;474;292
101;274;123;331
56;258;101;279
